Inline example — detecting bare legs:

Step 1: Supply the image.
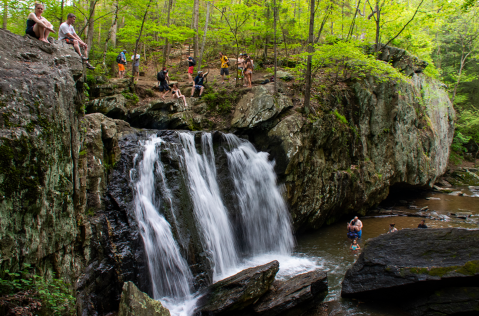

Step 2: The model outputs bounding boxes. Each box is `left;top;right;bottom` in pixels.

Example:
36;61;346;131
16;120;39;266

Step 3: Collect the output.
190;86;204;97
33;22;54;43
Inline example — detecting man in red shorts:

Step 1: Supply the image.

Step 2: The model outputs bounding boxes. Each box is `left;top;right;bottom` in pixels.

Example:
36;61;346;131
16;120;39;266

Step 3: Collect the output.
186;55;196;83
58;13;95;70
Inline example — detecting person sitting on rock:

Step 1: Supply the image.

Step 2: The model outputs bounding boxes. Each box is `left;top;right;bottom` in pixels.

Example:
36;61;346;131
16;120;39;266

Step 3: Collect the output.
157;67;170;100
172;83;187;107
418;220;428;229
191;71;205;98
350;240;360;251
387;223;398;233
26;3;55;43
58;13;95;69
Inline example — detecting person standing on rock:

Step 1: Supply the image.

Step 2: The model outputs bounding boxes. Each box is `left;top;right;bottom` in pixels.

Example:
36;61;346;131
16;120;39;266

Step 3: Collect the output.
244;56;253;88
131;54;141;81
58;13;95;70
117;50;127;78
418;220;428;228
219;52;229;84
236;53;245;85
350;216;363;238
157;67;170;100
186;55;196;83
26;3;55;43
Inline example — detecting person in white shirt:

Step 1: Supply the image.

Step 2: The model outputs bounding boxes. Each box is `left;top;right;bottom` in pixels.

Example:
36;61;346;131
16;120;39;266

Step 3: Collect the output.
131;54;141;81
58;13;95;70
350;216;363;238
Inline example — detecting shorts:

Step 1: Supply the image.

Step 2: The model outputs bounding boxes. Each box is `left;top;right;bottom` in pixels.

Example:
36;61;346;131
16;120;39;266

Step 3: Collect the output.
118;64;125;71
26;27;39;39
133;65;139;74
188;66;194;74
347;231;358;239
220;68;229;76
245;69;252;75
62;38;75;45
194;85;203;90
237;68;244;79
158;81;170;92
357;230;362;238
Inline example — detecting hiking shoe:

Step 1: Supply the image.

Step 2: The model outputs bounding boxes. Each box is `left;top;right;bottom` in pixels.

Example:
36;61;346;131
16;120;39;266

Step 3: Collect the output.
81;56;89;61
86;62;95;70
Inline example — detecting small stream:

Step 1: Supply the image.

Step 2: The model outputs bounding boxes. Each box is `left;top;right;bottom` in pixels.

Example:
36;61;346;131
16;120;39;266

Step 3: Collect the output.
294;186;479;315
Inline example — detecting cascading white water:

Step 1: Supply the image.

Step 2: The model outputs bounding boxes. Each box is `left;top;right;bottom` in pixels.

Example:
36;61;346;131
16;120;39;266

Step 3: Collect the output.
178;133;239;278
224;134;295;256
131;135;193;303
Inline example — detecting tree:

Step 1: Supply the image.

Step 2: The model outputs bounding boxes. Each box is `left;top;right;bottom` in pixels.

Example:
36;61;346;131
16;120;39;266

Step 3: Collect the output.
3;0;7;29
132;0;154;83
198;1;211;71
303;0;315;115
273;0;277;94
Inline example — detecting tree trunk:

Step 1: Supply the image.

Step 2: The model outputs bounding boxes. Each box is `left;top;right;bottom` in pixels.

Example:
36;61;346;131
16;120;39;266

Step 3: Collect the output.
132;0;153;84
375;4;380;51
162;0;173;67
98;23;101;44
111;10;117;48
452;53;470;104
198;1;211;71
192;0;200;58
273;0;277;94
86;0;96;56
304;0;315;115
60;0;64;25
2;0;7;29
263;2;270;62
101;1;119;67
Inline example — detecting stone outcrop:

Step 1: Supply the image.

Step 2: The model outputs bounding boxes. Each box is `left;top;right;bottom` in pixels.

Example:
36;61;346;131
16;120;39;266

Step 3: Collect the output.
342;228;479;301
253;270;328;316
0;29;85;282
118;281;170;316
197;261;279;315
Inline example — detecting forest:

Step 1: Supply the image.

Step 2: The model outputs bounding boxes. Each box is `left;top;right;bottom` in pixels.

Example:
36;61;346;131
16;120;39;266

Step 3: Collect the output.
1;0;479;162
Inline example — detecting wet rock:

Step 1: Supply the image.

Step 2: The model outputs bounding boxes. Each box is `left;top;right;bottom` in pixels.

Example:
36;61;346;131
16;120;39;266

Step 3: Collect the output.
341;228;479;299
118;281;170;316
404;287;479;316
253;270;328;316
231;85;293;130
197;261;279;315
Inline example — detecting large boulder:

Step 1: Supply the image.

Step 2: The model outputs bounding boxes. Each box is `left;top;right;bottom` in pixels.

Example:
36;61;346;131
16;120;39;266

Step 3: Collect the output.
253;270;328;316
231;84;293;130
341;228;479;300
86;94;128;119
118;281;170;316
197;261;280;315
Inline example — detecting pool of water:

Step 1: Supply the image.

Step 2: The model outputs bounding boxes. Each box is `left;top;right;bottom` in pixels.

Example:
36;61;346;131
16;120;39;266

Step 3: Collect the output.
293;187;479;315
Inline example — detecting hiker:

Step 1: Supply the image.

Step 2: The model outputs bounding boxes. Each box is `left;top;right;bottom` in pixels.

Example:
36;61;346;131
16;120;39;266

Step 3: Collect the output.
387;223;398;233
131;54;140;81
347;223;359;241
191;71;205;98
186;55;196;82
157;67;170;100
350;240;361;251
418;220;428;229
58;13;95;69
116;50;127;78
236;53;245;84
219;52;229;83
26;3;55;43
172;84;187;107
244;56;253;88
350;216;363;238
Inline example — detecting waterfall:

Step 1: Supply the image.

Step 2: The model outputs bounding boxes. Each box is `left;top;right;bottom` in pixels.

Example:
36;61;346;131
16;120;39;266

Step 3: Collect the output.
224;134;295;256
179;133;239;278
131;135;193;301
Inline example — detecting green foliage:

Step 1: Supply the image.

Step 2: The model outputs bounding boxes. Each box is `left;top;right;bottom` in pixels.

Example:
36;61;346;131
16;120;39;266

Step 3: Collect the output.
202;88;244;114
451;131;472;153
333;110;348;124
0;264;75;315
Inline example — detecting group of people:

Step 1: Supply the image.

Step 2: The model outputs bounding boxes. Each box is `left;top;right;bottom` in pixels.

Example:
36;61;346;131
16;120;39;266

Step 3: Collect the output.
116;50;141;80
26;3;95;70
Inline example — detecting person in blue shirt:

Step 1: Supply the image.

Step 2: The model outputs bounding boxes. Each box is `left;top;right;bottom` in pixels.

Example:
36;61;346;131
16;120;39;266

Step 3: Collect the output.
118;50;127;78
191;71;205;98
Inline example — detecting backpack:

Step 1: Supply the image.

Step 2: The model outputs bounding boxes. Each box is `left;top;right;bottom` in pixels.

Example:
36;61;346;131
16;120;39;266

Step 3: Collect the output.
157;71;166;81
190;58;196;66
116;53;122;64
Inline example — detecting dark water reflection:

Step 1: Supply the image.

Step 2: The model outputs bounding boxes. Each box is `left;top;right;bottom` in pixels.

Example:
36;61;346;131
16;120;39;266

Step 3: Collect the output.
293;188;479;315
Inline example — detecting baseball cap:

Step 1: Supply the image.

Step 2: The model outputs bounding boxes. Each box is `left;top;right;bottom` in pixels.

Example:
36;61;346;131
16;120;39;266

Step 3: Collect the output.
198;70;203;74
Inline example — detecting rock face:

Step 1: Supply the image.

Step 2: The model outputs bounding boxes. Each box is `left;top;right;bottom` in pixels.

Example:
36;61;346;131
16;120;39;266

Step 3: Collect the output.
251;72;454;231
118;281;170;316
197;261;279;315
0;29;86;282
342;228;479;301
253;270;328;316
